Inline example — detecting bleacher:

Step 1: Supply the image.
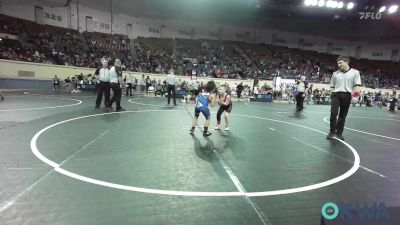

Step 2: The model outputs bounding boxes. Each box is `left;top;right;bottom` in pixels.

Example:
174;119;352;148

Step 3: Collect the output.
0;13;399;88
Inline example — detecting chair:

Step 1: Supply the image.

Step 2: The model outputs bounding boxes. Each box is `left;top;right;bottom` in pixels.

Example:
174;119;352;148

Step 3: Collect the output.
148;86;155;95
282;93;289;101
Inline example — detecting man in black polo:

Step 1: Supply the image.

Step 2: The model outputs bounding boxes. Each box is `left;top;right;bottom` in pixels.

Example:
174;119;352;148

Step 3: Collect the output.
327;56;361;140
236;82;244;101
108;59;125;112
389;88;397;112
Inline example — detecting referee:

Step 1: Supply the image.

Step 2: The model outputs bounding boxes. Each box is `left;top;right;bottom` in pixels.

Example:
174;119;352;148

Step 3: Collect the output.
166;69;177;106
107;59;125;112
295;75;308;112
327;56;361;140
95;59;110;108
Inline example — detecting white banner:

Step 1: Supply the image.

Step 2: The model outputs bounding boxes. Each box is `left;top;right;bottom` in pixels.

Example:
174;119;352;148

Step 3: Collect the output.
273;77;295;91
0;33;18;40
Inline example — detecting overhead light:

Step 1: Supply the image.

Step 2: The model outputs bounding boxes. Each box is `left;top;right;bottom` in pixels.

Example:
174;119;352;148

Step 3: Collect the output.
311;0;318;6
318;0;325;7
347;2;354;10
379;6;386;13
304;0;312;6
337;2;344;8
331;1;338;8
388;5;398;14
326;0;333;8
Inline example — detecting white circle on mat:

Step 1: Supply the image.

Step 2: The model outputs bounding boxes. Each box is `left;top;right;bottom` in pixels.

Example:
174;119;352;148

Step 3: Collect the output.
323;117;400;141
0;96;82;112
31;110;360;197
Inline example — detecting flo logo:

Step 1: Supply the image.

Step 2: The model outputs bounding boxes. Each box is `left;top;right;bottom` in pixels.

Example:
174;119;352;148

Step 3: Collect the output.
322;202;389;221
359;12;383;20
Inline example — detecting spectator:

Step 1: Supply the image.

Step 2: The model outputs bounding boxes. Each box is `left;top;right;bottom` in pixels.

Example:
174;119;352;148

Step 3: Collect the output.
139;74;146;95
124;73;134;96
236;82;244;101
52;75;61;90
155;80;164;97
145;75;151;93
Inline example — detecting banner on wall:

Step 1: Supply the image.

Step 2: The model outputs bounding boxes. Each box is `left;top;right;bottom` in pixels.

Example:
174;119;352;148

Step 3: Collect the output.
166;90;187;98
273;76;296;91
0;33;18;40
254;93;273;102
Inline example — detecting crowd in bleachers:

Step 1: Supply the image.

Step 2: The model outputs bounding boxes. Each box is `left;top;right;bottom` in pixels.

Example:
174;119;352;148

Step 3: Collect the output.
0;14;399;89
132;37;176;74
177;39;250;79
0;14;132;69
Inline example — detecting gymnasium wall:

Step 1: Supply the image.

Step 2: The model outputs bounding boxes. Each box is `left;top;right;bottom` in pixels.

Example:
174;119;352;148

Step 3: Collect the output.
0;60;394;94
1;0;399;61
0;59;95;78
0;59;254;89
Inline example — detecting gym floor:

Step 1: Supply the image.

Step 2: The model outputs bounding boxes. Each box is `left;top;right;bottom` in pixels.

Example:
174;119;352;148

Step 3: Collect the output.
0;91;399;225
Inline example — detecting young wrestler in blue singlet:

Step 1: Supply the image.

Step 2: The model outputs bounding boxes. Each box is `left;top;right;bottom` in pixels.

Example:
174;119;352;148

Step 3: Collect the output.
190;81;217;136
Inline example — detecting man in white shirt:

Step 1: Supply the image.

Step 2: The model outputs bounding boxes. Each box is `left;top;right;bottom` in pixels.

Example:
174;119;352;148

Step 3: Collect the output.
107;59;125;112
125;73;134;96
139;74;145;95
95;59;111;108
52;75;61;91
295;75;308;112
327;56;361;140
155;80;164;97
166;69;177;106
189;81;199;103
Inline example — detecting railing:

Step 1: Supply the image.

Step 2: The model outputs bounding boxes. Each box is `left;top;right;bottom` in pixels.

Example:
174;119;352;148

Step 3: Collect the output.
0;76;52;89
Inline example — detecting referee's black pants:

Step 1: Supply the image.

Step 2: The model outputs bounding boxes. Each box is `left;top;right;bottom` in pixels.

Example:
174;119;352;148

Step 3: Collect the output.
330;92;352;135
95;81;110;107
167;84;176;105
237;91;242;99
296;92;305;111
109;83;122;110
